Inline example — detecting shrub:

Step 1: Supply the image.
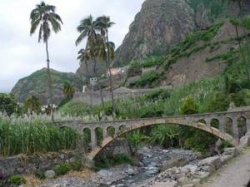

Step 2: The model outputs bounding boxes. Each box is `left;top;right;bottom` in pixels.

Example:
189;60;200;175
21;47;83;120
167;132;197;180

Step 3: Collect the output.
94;154;133;170
70;161;82;171
8;175;25;185
180;97;198;115
59;101;89;116
54;163;71;176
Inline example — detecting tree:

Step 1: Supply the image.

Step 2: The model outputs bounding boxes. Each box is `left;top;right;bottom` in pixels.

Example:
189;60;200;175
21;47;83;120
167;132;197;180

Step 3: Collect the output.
24;95;42;114
75;15;97;47
96;16;116;116
76;15;105;113
63;82;75;99
29;1;63;121
0;93;18;116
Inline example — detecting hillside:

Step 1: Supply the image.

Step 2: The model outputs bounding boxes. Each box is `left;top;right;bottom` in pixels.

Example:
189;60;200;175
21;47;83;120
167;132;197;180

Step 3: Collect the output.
11;68;82;105
10;0;250;103
126;18;250;89
113;0;248;66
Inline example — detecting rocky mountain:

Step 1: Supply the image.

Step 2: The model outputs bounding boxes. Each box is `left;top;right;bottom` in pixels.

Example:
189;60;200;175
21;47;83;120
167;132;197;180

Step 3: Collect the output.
11;68;82;105
114;0;248;66
11;0;250;103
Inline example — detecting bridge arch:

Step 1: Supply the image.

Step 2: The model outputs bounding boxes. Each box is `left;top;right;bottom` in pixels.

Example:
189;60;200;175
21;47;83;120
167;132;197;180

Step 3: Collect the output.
237;116;247;137
87;120;238;161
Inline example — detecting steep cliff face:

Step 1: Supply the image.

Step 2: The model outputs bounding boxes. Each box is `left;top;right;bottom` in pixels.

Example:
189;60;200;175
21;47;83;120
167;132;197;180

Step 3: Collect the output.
11;68;82;105
114;0;246;66
115;0;195;66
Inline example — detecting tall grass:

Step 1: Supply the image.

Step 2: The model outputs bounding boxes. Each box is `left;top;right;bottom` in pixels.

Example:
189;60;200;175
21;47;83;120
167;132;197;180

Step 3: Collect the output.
0;116;80;157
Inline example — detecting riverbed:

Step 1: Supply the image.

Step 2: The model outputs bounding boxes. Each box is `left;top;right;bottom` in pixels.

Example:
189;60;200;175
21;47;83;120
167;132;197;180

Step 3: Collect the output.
40;146;198;187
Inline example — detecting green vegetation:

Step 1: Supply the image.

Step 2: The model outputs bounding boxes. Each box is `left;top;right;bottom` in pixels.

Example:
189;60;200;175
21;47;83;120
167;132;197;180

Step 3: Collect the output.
54;161;82;176
163;22;224;69
54;163;71;176
94;154;133;170
1;2;250;173
205;49;239;63
129;71;162;88
8;175;25;185
0;93;18;116
0;118;80;156
59;100;89;117
30;1;63;121
188;0;232;19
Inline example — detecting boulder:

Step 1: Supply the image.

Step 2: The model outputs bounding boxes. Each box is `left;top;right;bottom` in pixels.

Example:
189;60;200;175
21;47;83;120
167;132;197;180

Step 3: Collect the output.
44;170;55;179
198;156;222;171
160;157;188;172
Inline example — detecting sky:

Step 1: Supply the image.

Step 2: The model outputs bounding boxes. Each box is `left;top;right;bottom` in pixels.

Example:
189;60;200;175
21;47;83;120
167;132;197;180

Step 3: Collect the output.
0;0;145;93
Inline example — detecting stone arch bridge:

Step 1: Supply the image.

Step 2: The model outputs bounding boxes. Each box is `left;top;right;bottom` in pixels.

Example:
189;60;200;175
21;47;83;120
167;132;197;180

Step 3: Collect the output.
58;109;250;161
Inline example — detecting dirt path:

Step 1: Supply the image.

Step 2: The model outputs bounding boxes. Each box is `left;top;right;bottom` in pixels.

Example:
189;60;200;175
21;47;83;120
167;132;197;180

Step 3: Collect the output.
200;148;250;187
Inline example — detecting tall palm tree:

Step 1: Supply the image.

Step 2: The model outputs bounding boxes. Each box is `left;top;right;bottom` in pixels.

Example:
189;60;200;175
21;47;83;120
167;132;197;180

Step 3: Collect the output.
30;1;63;121
76;15;106;113
76;15;97;47
96;16;116;116
77;48;94;113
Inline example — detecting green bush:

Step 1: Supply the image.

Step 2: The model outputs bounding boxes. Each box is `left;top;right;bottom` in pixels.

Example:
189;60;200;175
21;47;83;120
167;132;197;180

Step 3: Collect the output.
150;125;179;148
132;71;161;87
70;161;82;171
35;171;45;179
59;101;89;116
54;163;71;176
180;97;198;115
8;175;25;185
95;154;133;170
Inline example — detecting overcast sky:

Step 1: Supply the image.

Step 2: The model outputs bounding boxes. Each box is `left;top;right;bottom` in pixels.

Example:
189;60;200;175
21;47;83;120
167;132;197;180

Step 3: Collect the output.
0;0;145;93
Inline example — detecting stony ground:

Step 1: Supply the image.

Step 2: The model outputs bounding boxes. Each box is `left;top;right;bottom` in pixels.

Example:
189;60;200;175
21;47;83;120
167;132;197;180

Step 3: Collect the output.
199;148;250;187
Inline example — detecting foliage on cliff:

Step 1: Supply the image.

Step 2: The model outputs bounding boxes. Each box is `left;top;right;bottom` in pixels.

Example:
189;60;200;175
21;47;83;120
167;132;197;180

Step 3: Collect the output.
11;68;82;105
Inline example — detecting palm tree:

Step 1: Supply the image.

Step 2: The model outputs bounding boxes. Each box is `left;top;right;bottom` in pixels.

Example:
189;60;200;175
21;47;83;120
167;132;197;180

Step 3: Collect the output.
30;1;63;121
24;95;42;114
96;16;116;116
63;82;75;99
76;15;106;113
76;15;97;47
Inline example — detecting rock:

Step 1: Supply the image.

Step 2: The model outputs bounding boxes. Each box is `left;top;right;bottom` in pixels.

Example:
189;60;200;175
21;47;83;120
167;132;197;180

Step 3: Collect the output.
220;155;232;164
198;156;222;170
223;147;238;157
152;181;178;187
201;165;212;172
97;169;113;177
44;170;55;179
160;157;188;172
182;164;198;174
239;132;250;149
182;184;195;187
178;176;190;184
198;171;210;179
69;157;76;163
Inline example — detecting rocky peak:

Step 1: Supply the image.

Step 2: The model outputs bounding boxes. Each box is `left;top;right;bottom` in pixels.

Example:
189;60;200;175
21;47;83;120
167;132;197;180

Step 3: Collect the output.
115;0;195;66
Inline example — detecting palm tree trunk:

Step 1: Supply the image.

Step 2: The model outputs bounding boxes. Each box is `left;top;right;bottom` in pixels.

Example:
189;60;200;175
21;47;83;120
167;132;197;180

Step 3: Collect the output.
93;58;105;113
106;33;115;117
45;40;54;122
85;62;93;120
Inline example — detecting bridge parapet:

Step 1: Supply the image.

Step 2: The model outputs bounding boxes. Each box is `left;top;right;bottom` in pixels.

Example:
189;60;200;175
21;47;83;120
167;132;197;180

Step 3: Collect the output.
57;109;250;160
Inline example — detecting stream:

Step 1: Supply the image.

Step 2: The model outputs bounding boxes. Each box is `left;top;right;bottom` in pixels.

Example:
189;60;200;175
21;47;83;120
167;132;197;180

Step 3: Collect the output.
96;146;198;187
39;146;199;187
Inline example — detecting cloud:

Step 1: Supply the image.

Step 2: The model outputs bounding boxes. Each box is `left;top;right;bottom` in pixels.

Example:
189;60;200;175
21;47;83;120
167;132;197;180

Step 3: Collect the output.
0;0;144;92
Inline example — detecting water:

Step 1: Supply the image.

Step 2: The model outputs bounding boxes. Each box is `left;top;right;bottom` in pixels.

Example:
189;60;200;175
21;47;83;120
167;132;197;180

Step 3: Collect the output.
102;147;197;187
